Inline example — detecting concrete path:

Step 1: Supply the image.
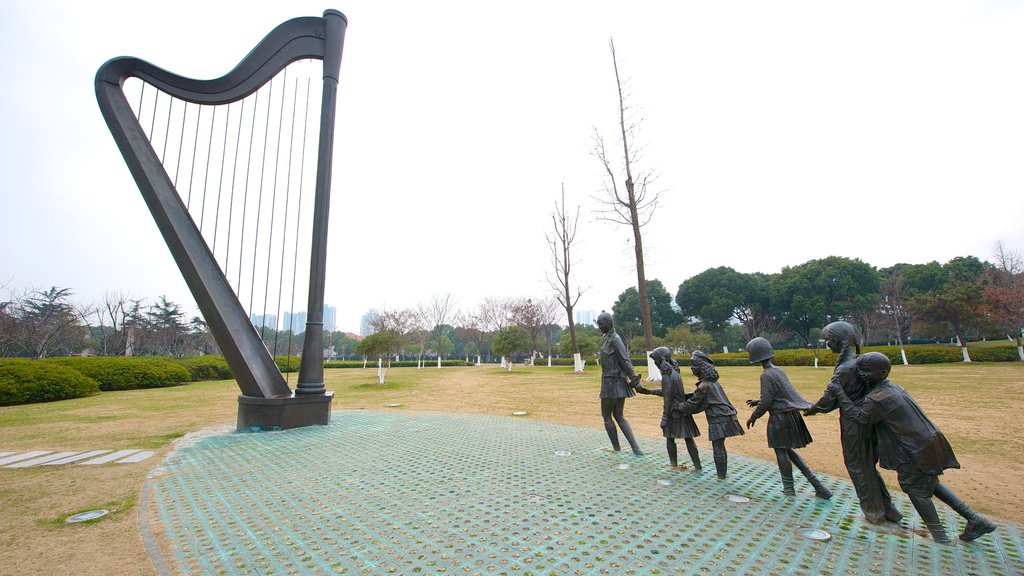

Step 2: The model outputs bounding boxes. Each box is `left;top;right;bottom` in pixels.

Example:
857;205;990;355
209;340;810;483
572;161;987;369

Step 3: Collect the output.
141;411;1022;575
0;449;155;467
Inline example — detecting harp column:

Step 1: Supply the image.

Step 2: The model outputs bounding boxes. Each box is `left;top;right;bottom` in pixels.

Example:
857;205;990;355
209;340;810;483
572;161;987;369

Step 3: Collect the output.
296;9;346;396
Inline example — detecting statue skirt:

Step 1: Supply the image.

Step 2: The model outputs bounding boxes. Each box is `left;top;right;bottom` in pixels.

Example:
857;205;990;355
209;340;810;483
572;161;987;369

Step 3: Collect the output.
766;410;813;449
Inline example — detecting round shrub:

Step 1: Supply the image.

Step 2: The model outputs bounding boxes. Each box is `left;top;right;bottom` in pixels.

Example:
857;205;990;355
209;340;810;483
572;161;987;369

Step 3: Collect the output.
0;358;100;405
43;357;191;390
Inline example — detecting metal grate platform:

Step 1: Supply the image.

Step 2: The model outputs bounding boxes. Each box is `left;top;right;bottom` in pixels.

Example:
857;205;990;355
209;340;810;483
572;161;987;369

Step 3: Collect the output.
141;411;1023;575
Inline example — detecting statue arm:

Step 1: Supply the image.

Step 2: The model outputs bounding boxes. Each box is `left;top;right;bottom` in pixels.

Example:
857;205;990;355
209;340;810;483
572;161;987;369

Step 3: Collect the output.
674;384;707;415
747;376;773;423
832;384;872;425
613;338;636;378
805;376;839;415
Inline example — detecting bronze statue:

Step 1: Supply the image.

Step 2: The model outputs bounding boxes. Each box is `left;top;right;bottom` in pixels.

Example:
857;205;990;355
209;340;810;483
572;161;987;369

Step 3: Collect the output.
805;321;900;523
744;337;831;498
637;347;702;470
832;352;997;544
596;311;643;455
674;351;744;479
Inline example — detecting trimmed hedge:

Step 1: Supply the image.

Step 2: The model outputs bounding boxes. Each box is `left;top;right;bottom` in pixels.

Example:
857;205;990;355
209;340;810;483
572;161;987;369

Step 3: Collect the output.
42;357;191;391
0;358;100;405
177;355;233;380
324;359;471;368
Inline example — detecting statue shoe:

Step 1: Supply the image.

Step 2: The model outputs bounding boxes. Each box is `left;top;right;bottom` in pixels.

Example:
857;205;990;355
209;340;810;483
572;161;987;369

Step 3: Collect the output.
960;518;997;542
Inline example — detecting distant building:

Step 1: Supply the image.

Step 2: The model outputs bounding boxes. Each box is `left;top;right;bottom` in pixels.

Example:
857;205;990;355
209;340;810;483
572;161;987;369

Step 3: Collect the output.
574;310;597;326
282;311;307;333
250;313;278;331
360;308;380;337
323;305;337;332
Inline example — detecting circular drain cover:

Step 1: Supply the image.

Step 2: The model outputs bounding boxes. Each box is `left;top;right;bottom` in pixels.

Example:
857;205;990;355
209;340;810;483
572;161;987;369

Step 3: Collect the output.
554;450;572;457
512;411;528;416
796;527;832;541
725;494;750;503
656;479;673;486
384;403;402;407
616;463;631;470
66;510;108;523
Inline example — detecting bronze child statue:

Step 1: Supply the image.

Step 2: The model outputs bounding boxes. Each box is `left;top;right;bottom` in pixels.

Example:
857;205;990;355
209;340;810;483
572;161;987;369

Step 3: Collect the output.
831;352;997;544
637;347;703;470
674;350;744;479
744;337;831;499
596;311;643;455
805;321;900;524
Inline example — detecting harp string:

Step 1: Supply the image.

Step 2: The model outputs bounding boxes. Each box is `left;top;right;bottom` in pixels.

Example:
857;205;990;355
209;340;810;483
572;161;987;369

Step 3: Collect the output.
122;59;323;359
285;77;313;372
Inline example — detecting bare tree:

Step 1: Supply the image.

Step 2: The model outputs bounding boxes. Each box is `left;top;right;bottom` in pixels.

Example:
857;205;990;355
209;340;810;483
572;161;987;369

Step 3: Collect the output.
984;240;1024;361
593;38;660;376
4;287;89;358
90;291;141;356
878;272;914;365
369;307;417;362
512;297;548;365
412;304;431;369
456;310;488;365
427;293;456;367
479;297;516;367
538;297;562;367
547;184;586;371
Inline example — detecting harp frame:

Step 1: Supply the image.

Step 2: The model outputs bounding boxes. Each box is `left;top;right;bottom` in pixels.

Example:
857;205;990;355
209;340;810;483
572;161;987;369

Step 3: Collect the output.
96;10;347;430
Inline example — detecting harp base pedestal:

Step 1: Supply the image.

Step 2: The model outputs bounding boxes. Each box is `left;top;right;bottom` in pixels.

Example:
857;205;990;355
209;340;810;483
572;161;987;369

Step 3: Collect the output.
237;392;335;432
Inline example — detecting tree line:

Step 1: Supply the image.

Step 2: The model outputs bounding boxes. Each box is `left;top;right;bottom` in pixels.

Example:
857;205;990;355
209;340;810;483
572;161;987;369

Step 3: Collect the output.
3;244;1021;364
621;246;1023;362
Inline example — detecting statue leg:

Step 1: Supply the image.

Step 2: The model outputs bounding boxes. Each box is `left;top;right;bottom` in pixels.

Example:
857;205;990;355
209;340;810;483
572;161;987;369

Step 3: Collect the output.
684;438;702;470
601;398;620;451
908;495;952;545
665;439;678;467
774;448;795;496
933;483;997;541
712;438;727;479
841;427;887;523
610;398;642;455
788;449;832;499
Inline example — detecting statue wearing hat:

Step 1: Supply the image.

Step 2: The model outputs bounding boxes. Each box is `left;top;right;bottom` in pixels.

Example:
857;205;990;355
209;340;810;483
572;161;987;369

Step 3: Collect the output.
745;337;831;498
805;321;900;524
831;352;997;544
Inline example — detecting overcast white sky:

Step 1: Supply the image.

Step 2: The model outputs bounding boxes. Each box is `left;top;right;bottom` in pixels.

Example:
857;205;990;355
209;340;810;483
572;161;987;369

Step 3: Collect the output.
2;0;1023;333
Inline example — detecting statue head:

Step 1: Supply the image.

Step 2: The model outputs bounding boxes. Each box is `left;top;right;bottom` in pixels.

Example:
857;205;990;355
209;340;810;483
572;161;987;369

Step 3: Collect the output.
689;350;718;380
649;346;674;369
820;321;861;355
596;311;614;335
745;337;774;364
855;351;891;386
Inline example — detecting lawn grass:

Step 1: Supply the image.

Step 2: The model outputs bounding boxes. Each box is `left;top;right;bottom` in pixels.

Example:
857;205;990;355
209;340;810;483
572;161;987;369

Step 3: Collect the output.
1;361;1021;576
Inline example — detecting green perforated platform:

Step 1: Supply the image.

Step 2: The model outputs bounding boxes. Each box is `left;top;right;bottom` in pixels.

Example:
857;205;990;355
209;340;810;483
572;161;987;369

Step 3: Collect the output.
141;411;1022;575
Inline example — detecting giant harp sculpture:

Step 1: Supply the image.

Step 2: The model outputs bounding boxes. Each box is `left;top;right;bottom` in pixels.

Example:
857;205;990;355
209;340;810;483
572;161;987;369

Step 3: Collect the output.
96;11;347;430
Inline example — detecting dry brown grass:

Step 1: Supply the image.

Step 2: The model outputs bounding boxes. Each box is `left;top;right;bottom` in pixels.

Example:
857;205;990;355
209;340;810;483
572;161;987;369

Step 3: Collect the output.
1;362;1021;575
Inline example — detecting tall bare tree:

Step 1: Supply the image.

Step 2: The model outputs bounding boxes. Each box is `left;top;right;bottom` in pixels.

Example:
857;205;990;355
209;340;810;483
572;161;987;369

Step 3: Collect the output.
547;184;586;371
593;38;660;375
